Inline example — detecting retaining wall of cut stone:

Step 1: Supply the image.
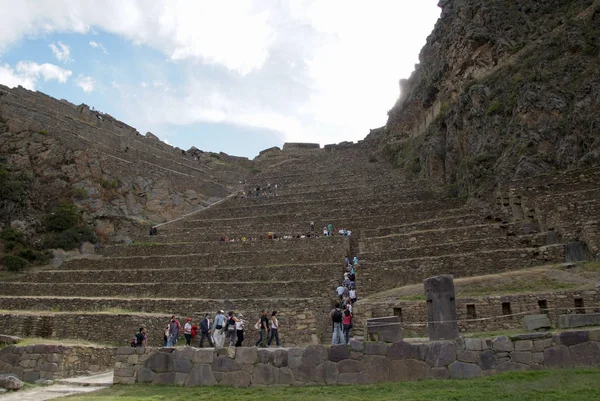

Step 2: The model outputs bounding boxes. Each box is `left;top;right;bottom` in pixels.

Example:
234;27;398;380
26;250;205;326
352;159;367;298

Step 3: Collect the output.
113;328;600;387
0;345;115;382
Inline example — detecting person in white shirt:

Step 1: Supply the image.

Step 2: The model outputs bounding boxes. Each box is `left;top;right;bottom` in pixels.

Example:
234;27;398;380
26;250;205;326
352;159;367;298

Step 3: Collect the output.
183;318;193;346
267;311;280;347
235;314;245;347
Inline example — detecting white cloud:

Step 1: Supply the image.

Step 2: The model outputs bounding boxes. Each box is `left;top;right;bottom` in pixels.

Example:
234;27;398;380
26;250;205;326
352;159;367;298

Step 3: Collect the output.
75;75;95;92
49;41;72;63
89;40;108;54
0;1;441;149
0;63;36;89
0;61;72;90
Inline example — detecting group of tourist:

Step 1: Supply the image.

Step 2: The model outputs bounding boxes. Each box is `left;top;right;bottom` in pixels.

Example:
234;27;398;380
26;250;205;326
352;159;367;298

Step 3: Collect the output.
332;256;359;344
240;183;278;199
133;310;282;349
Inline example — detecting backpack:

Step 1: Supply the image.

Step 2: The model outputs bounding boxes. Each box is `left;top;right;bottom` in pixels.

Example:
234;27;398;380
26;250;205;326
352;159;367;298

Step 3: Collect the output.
130;335;137;347
332;309;343;323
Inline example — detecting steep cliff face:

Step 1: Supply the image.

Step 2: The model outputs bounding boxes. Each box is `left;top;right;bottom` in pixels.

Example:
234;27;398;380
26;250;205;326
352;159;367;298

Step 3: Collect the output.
367;0;600;196
0;85;252;240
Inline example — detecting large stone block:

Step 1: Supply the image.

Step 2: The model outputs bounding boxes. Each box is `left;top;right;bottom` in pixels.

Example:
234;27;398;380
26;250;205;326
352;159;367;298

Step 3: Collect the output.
569;342;600;367
173;347;195;360
220;371;251;388
22;371;40;382
235;348;258;365
514;340;533;352
145;352;174;373
278;367;295;385
304;345;328;365
429;367;450;379
360;355;390;384
273;350;288;367
492;336;514;352
387;341;419;360
212;357;241;372
478;350;495;370
522;315;551;331
174;359;192;374
315;361;338;384
137;368;155;383
533;338;553;352
365;342;388;355
448;361;482;379
389;359;431;382
328;345;349;362
424;275;460;341
465;338;484;351
558;331;589;347
337;359;362;374
366;316;403;342
512;352;533;365
252;363;279;385
185;364;217;387
543;345;573;369
152;372;176;385
425;341;456;367
457;350;478;364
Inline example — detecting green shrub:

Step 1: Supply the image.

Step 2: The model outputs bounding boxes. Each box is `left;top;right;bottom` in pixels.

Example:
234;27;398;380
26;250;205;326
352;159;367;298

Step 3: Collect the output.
0;165;25;203
100;179;120;189
4;255;28;272
46;201;81;232
486;101;504;116
17;248;51;264
72;188;88;200
38;129;48;135
44;227;96;250
0;227;25;243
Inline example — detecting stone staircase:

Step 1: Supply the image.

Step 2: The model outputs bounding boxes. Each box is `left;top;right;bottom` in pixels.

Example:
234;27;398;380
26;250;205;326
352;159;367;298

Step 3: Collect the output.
0;145;598;346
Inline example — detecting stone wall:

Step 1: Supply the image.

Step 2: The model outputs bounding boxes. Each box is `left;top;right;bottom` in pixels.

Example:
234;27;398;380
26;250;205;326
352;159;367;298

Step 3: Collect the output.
356;289;600;337
0;344;115;382
114;328;600;386
0;310;323;348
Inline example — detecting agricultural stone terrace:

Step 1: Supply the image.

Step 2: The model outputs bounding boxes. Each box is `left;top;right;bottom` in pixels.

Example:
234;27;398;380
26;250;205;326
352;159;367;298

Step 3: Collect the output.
1;142;599;346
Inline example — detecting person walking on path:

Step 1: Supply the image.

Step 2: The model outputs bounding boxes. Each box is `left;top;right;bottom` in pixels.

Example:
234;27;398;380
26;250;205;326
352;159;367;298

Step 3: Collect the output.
267;311;280;347
183;318;193;346
255;310;270;348
353;256;359;267
166;316;182;347
327;223;333;236
199;313;214;348
235;313;245;347
331;303;345;344
212;310;226;347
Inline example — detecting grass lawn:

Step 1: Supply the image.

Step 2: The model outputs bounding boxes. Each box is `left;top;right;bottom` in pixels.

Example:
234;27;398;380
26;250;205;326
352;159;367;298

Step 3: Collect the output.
57;369;600;401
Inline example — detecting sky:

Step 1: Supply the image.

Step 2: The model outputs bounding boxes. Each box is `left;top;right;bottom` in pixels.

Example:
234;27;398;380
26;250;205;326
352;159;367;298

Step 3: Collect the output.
0;1;441;158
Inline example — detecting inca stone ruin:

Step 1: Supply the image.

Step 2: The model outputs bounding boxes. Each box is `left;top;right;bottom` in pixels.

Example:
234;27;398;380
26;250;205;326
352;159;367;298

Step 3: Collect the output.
1;0;600;388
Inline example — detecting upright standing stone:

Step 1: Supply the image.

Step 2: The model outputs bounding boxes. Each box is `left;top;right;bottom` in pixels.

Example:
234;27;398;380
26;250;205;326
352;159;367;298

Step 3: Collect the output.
424;274;459;341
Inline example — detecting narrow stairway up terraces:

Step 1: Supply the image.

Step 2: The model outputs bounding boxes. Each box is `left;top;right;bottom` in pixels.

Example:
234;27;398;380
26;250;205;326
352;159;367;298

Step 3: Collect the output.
0;146;598;346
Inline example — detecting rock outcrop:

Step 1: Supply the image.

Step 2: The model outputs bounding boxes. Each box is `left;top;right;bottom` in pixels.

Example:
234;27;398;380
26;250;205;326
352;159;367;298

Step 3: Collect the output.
367;0;600;196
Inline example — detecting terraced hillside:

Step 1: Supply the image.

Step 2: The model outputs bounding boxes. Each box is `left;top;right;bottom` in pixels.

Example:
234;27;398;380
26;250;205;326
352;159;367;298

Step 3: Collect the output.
2;144;597;346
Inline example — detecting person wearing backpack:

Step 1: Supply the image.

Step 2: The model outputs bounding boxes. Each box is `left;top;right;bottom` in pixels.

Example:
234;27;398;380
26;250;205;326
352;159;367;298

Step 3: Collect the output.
225;311;238;347
132;327;146;347
212;310;226;347
166;316;182;347
330;303;345;344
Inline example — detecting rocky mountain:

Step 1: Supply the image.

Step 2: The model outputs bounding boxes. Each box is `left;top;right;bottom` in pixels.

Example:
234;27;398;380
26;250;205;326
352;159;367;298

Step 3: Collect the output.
366;0;600;197
0;85;255;242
